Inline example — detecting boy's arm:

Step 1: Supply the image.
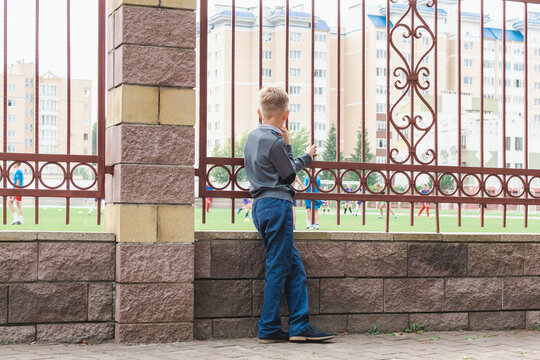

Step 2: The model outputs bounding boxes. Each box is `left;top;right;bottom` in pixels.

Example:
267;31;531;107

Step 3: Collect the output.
270;139;312;185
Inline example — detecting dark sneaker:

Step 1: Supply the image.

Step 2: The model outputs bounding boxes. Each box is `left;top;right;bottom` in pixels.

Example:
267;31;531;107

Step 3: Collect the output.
258;329;289;344
289;325;334;342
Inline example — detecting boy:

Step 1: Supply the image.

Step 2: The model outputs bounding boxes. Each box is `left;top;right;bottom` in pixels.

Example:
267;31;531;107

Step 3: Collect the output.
417;183;430;219
244;86;334;343
375;183;397;219
237;198;252;222
8;162;24;225
304;174;322;230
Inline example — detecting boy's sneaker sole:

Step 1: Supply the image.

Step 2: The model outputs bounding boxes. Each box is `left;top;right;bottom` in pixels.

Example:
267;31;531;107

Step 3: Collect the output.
258;338;288;344
289;334;335;342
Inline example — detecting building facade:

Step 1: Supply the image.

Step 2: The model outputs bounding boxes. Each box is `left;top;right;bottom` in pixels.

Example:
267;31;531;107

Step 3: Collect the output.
0;61;93;156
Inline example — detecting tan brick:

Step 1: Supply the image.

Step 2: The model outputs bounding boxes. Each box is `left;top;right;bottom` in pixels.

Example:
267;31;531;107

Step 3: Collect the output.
107;85;159;127
105;204;157;243
161;0;197;10
108;0;159;15
160;88;196;126
158;205;194;243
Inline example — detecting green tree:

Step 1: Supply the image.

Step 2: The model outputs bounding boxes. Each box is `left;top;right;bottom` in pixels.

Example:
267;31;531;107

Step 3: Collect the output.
322;122;343;162
427;174;456;193
290;126;310;158
210;133;248;185
351;129;373;163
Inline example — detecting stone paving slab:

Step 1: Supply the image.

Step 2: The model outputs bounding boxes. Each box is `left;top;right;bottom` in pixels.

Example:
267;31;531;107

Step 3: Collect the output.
1;331;540;360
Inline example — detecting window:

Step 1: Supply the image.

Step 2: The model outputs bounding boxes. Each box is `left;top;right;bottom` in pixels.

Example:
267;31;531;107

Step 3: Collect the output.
8;130;15;138
422;36;430;46
7;84;16;92
535;115;540;123
214;33;220;43
376;50;386;59
215;69;219;78
535;48;540;57
262;68;272;78
314;69;326;78
40;100;57;111
376;86;386;95
484;60;494;69
514;63;524;72
289;122;300;131
290;50;301;59
376;121;386;130
25;138;33;147
464;42;473;51
289;86;301;96
314;87;324;96
84;88;90;96
314;104;326;113
262;50;272;60
7;145;15;152
290;104;301;113
376;156;386;163
484;77;494;86
515;137;523;151
25;78;33;87
262;32;272;42
505;136;511;150
515;163;523;169
315;33;327;42
290;68;301;78
376;103;385;113
84;133;89;141
290;32;301;42
535;98;540;107
535;82;540;91
25;94;34;103
376;67;386;77
464;76;473;85
515;79;524;88
422;56;429;64
314;51;326;60
402;36;411;44
376;31;386;41
464;59;473;67
25;123;33;132
215;104;220;112
84;118;90;126
8;99;15;107
41;85;57;96
376;139;386;149
215;122;220;130
8;115;16;123
536;65;540;73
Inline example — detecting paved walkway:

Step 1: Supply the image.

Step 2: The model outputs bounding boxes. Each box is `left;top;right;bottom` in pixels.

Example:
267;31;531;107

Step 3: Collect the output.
2;331;540;360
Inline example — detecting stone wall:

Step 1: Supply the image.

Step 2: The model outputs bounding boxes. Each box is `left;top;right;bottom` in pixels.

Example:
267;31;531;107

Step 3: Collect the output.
194;231;540;339
0;232;115;344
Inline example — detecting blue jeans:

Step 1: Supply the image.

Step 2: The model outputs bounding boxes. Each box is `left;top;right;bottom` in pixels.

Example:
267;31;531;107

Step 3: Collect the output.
252;197;310;337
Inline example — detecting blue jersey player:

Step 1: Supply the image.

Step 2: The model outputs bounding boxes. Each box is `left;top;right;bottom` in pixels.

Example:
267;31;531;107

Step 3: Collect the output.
8;162;24;225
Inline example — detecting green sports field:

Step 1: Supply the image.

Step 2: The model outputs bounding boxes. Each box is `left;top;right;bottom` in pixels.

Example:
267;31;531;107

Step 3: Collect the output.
0;207;104;232
1;205;539;233
196;207;540;233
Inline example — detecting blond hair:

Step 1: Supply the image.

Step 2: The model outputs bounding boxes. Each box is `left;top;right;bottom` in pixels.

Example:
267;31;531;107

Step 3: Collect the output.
258;86;289;119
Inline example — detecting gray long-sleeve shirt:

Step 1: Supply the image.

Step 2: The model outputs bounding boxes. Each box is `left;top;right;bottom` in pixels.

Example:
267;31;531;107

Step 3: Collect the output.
243;124;312;202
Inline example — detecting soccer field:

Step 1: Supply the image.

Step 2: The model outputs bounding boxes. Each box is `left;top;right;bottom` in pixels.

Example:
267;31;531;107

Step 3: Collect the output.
1;205;538;233
196;207;540;233
0;206;104;232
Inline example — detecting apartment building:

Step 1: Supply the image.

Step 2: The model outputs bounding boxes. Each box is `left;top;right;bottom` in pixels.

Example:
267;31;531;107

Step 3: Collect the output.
198;1;540;171
0;61;93;156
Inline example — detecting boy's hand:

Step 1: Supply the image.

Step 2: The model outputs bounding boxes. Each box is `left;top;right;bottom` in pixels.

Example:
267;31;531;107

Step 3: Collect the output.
280;126;291;145
306;144;317;160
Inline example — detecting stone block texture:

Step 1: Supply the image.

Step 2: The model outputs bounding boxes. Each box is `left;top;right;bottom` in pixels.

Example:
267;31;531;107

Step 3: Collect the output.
0;234;115;344
193;235;540;339
107;1;197;345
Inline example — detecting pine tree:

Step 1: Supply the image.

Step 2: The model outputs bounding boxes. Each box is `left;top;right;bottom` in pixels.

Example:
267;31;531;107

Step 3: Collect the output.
322;122;343;162
351;129;373;163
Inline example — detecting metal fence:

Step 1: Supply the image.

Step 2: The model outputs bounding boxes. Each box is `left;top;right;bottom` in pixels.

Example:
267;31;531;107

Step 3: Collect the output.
197;0;540;232
0;0;106;225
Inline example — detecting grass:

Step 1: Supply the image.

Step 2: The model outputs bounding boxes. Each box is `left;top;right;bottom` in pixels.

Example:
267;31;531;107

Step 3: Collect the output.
196;206;540;233
0;206;104;232
2;204;539;233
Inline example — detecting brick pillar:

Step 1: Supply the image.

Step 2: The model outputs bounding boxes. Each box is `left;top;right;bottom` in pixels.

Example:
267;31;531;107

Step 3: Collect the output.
106;0;196;343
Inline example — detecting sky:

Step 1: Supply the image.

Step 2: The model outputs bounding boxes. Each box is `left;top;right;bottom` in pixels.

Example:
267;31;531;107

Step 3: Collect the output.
0;0;99;123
